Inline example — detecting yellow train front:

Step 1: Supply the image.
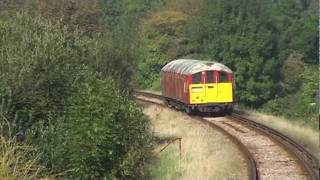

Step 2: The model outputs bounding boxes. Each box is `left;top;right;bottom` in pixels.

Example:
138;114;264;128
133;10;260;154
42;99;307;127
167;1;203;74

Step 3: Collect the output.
161;59;235;114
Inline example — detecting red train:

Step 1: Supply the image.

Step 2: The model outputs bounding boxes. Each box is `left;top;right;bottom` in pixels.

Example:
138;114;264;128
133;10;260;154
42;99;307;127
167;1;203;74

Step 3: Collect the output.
161;59;235;114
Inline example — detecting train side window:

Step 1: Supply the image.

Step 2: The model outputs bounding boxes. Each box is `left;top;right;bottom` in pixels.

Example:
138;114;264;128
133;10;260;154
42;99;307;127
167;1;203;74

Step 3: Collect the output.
219;72;229;82
192;72;201;84
206;71;214;83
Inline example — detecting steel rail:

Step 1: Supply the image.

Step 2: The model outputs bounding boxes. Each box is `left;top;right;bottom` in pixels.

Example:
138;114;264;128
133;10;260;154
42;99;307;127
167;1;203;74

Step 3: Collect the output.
230;112;319;180
135;91;258;180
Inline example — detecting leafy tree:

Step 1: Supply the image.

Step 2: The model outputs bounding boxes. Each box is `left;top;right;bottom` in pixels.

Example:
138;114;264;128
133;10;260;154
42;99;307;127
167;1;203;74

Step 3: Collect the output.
136;9;191;88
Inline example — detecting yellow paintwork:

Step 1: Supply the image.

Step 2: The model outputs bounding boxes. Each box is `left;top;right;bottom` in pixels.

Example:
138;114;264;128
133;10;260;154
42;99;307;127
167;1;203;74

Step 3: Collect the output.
216;83;233;102
205;83;217;102
189;84;206;104
189;83;233;104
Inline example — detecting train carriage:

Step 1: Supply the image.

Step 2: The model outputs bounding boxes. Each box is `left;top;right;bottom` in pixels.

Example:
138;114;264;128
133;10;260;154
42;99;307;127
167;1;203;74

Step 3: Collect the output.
161;59;235;114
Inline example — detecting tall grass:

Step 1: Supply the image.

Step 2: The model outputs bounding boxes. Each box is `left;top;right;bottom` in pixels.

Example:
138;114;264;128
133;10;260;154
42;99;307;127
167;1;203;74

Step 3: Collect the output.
0;135;54;180
144;104;247;180
150;146;183;180
0;108;53;180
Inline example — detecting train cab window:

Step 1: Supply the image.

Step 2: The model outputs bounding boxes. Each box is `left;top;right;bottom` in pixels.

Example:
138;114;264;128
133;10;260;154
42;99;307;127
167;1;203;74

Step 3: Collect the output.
206;71;214;83
192;72;201;84
219;72;229;82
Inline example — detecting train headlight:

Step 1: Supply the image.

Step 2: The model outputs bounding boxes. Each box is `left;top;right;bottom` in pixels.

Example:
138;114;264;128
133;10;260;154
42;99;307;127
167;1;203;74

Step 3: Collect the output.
192;87;203;92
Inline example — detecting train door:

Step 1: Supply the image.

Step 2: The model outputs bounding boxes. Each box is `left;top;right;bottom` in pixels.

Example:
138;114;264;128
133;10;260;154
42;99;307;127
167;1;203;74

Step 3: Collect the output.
189;72;206;104
216;71;233;102
205;71;218;103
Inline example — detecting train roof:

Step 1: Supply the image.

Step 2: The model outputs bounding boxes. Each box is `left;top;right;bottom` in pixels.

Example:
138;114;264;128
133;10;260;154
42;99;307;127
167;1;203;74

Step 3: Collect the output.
161;59;232;75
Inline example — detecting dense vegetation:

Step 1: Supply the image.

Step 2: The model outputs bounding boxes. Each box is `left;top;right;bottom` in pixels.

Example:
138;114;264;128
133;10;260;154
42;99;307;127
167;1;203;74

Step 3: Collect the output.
0;0;318;179
0;0;161;179
136;0;318;126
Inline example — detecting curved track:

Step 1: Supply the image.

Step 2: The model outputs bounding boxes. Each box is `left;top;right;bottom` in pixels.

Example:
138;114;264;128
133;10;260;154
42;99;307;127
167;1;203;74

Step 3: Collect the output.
134;91;319;180
229;112;319;180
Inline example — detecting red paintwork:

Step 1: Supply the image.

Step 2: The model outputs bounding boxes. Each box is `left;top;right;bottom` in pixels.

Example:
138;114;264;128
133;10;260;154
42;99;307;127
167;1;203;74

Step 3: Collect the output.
161;71;190;104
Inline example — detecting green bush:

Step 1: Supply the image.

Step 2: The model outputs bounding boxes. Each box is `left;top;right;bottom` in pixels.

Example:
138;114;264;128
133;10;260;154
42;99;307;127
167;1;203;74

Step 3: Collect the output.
0;12;89;136
36;73;152;179
0;11;152;179
263;65;318;128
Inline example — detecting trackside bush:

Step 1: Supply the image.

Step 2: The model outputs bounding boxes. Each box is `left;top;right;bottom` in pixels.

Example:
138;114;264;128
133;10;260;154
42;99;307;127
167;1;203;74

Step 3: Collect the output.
0;12;152;179
0;12;94;137
37;74;152;179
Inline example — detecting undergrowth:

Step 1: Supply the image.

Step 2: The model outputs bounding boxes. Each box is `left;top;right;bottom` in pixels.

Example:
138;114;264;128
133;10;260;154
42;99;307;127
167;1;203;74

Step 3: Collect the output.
0;134;54;180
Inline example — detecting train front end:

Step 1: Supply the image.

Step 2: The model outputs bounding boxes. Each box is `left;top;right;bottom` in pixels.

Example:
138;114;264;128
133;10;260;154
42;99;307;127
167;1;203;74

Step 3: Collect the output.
187;69;235;114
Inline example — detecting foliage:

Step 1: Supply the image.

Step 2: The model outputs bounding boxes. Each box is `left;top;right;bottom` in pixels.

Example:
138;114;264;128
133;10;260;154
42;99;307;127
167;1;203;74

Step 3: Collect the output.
279;53;306;95
0;6;150;134
263;64;319;126
0;12;86;136
136;9;191;88
35;74;152;179
195;0;317;107
0;2;156;178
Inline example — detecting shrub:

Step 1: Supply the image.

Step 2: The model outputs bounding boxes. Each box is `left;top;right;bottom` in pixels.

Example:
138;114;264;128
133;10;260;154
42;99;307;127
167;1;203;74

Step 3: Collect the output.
0;12;152;179
0;12;95;137
37;73;152;179
263;65;318;128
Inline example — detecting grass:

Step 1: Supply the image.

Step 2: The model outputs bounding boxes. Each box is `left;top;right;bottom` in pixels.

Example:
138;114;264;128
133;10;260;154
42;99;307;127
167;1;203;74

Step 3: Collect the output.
143;104;247;180
0;111;54;180
0;135;54;180
149;146;183;180
149;80;161;91
239;107;319;157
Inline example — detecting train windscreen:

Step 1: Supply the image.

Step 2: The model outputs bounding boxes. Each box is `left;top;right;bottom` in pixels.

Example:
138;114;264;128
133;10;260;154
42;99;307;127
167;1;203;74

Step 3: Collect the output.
219;72;229;82
206;71;214;83
192;72;201;84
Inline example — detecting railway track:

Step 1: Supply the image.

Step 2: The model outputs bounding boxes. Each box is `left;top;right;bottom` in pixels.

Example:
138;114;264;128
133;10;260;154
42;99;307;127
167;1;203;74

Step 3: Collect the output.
134;90;319;180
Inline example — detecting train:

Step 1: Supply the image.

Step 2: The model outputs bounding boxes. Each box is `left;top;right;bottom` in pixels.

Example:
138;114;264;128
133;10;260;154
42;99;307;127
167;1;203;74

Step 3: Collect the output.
161;59;235;114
